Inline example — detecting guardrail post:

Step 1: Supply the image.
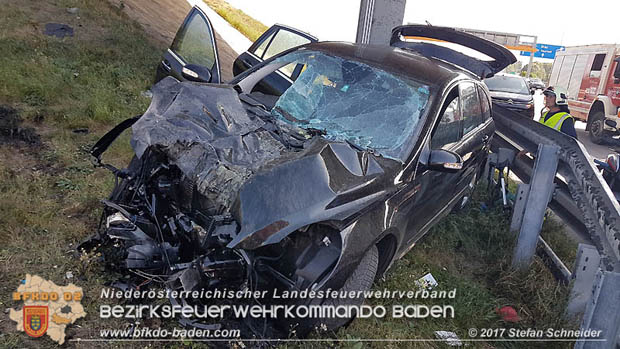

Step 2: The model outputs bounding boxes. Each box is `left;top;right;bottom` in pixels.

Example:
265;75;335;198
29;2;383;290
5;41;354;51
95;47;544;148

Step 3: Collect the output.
512;144;560;270
510;183;530;233
574;271;620;349
566;244;601;319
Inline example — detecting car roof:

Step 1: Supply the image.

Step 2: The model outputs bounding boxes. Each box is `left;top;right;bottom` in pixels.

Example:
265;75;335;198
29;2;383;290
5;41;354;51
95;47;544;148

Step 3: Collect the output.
304;42;476;89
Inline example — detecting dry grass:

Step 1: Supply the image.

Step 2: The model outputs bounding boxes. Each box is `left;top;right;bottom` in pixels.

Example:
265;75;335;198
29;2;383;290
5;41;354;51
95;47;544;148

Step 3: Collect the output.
0;0;160;346
202;0;269;42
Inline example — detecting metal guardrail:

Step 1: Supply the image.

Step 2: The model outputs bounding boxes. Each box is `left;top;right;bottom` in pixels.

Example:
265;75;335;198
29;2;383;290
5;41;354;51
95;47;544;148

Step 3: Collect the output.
489;104;620;272
489;105;620;349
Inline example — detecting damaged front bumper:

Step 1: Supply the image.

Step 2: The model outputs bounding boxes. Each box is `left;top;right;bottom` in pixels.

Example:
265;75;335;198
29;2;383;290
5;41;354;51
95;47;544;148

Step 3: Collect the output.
83;144;346;335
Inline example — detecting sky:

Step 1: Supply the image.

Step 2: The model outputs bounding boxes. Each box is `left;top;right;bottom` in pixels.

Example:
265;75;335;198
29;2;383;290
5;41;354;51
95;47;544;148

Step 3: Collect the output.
225;0;620;64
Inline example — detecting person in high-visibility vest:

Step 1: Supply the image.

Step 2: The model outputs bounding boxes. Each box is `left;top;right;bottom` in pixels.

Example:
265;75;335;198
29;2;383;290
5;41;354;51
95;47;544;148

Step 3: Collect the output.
539;86;577;138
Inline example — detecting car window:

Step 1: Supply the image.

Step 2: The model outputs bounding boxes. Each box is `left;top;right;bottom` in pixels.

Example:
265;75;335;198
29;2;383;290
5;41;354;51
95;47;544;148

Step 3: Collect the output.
278;62;299;78
431;95;461;149
255;50;430;160
252;29;310;79
171;12;216;69
252;31;275;59
263;29;311;61
484;75;530;95
460;82;482;135
478;86;491;121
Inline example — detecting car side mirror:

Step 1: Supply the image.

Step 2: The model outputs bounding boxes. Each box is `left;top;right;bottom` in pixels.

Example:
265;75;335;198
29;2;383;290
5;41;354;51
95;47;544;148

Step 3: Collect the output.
182;64;212;83
530;88;536;95
428;149;463;172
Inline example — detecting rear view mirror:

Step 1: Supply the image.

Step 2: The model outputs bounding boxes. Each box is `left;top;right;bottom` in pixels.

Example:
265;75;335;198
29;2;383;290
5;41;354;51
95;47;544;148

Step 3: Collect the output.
530;89;535;95
428;149;463;172
182;64;212;83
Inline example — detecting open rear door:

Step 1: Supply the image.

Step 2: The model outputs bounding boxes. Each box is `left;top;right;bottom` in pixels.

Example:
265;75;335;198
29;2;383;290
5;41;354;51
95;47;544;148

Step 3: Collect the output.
390;25;516;79
155;6;221;84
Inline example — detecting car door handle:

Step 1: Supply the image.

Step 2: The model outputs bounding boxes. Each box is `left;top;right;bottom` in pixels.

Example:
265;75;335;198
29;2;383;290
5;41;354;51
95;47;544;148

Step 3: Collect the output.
161;59;171;72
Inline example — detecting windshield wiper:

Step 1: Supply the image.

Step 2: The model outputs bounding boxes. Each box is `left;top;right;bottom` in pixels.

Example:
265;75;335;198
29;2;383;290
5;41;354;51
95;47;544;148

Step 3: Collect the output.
273;106;308;125
344;139;379;155
345;139;364;151
304;127;327;137
239;93;268;111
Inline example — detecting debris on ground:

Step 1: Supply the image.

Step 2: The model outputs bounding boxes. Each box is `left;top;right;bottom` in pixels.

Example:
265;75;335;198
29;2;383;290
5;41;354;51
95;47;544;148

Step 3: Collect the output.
0;105;41;145
72;128;89;134
43;23;74;38
140;90;153;98
66;7;79;14
496;305;520;322
415;272;438;290
434;331;463;346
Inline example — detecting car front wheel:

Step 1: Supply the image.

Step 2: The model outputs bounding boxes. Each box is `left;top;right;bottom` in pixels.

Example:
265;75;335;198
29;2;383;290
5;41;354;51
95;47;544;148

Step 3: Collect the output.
285;245;379;337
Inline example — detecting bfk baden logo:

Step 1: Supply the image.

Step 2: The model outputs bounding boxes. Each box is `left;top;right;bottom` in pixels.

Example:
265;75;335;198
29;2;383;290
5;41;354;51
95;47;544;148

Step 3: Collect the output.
23;305;49;338
9;274;86;344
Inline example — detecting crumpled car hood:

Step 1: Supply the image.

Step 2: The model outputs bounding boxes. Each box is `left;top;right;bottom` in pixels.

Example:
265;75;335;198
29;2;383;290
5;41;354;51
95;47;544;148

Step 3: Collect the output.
131;77;402;250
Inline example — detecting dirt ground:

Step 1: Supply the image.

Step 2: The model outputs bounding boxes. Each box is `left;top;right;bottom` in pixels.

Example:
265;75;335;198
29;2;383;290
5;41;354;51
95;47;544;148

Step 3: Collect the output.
109;0;237;81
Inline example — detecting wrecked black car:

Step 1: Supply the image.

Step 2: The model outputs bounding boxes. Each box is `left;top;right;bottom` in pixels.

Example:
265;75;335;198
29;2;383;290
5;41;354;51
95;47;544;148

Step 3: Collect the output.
85;24;515;336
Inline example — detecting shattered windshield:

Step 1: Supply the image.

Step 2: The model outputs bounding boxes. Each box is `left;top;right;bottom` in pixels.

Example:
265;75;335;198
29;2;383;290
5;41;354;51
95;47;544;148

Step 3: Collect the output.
269;50;430;160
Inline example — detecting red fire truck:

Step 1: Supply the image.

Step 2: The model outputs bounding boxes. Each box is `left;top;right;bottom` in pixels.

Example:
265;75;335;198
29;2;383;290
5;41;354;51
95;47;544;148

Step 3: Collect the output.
548;44;620;143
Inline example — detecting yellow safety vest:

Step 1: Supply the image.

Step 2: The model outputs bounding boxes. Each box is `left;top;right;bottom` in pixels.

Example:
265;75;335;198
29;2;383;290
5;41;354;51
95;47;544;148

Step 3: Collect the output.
539;111;573;131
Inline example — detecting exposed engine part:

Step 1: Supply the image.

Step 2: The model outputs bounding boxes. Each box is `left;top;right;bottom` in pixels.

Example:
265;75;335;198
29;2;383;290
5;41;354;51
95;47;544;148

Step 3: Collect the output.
167;249;248;293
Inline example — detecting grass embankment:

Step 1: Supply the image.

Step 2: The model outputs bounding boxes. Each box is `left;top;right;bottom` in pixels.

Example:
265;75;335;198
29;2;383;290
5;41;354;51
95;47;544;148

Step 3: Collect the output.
203;0;268;41
0;0;160;347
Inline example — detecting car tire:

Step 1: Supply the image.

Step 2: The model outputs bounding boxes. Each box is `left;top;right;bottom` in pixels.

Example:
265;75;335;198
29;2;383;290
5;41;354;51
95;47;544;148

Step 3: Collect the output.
589;111;606;145
286;245;379;337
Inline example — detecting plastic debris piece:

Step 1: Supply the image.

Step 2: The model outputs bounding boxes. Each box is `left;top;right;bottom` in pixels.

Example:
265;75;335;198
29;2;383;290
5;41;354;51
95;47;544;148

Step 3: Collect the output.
496;305;520;322
65;271;73;279
434;331;463;346
66;7;79;14
43;23;74;38
414;272;438;290
141;90;153;98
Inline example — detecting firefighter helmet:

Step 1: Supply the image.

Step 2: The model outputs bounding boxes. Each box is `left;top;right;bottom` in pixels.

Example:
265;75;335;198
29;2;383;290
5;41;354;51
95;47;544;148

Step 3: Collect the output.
543;86;569;106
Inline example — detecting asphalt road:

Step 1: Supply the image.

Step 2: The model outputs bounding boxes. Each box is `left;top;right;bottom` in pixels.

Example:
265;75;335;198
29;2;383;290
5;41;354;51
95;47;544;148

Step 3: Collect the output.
574;124;620;160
